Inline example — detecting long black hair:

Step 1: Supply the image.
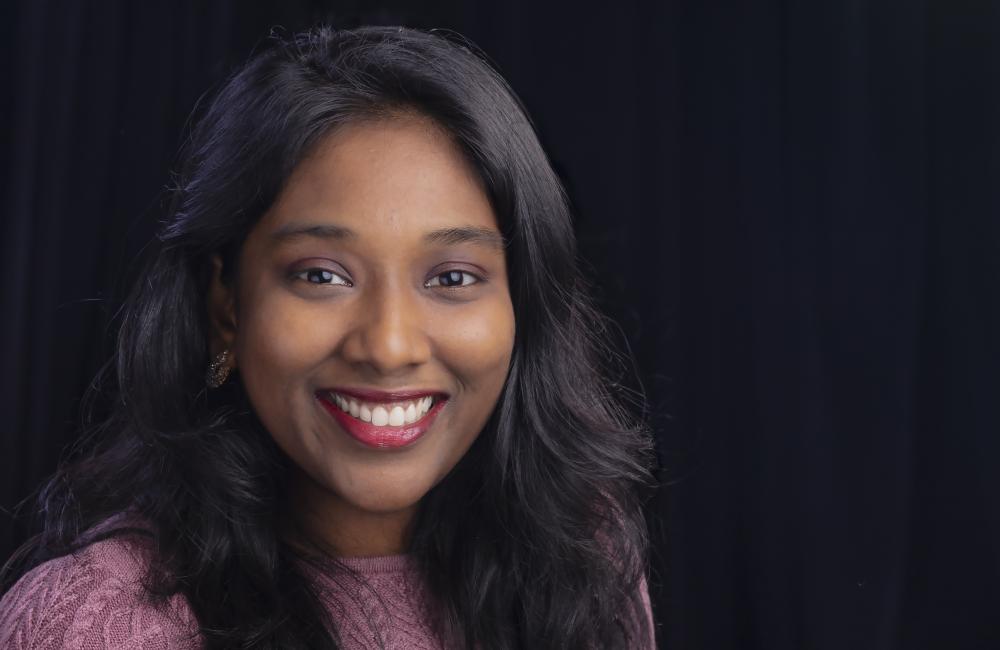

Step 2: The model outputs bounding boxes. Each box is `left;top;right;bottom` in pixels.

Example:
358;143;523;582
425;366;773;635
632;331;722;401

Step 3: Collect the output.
3;25;655;648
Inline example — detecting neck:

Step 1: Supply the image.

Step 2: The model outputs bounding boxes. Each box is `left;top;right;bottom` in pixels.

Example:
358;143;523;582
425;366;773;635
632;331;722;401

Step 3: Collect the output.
284;468;417;558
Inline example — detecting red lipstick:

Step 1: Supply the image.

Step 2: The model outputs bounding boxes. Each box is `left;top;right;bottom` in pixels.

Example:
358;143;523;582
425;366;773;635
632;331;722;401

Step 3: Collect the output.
315;389;448;449
329;387;445;402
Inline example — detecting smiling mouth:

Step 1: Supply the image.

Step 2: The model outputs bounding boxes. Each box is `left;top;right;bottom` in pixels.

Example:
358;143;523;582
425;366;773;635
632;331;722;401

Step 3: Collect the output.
325;391;441;427
315;390;448;449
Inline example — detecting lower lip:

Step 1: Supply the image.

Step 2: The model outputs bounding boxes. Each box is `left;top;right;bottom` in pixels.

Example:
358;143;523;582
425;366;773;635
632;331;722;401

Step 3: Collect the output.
316;394;447;449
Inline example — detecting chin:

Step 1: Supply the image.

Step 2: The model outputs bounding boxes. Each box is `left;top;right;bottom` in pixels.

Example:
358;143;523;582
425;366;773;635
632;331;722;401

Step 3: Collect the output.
334;477;432;515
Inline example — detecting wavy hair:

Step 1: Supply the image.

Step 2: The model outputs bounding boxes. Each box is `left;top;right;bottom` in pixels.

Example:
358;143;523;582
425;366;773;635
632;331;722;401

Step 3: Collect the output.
3;25;655;648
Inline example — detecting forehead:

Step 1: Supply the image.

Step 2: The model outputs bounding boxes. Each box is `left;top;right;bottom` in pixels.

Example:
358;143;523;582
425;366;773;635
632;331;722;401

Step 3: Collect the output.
257;114;498;242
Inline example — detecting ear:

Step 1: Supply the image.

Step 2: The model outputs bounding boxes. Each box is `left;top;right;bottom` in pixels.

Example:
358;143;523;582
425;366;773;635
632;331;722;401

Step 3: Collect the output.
206;253;238;363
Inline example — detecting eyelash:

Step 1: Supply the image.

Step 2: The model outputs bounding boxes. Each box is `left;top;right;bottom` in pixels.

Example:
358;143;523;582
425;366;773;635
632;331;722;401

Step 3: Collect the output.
425;269;482;289
292;268;483;290
293;268;353;287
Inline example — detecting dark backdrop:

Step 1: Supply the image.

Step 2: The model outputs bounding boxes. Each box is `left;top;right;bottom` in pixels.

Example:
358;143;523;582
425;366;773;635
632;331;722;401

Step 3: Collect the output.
2;2;998;649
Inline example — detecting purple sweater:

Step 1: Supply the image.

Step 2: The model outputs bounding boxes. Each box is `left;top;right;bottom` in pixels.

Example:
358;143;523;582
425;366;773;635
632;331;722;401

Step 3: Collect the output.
0;519;656;649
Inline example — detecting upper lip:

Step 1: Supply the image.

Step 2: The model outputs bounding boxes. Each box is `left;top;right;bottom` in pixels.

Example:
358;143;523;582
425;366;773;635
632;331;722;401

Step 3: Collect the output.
319;387;449;402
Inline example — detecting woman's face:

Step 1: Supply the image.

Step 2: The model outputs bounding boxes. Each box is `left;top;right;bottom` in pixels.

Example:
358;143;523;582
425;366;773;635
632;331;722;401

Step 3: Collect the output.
207;114;515;554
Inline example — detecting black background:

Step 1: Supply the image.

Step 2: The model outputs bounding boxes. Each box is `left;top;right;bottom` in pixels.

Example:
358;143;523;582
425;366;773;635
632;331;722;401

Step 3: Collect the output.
2;1;998;649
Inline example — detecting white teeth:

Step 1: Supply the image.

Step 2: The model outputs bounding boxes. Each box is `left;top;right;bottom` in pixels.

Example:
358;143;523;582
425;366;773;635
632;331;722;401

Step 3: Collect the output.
328;392;438;427
389;406;405;426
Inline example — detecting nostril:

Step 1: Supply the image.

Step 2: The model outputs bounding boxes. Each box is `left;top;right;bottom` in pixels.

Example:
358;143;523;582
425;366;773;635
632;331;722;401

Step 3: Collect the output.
353;333;432;372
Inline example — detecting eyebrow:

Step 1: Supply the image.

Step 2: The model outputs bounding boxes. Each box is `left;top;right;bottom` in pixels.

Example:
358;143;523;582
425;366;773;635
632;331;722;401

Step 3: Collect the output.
270;222;506;251
424;226;506;251
270;223;356;243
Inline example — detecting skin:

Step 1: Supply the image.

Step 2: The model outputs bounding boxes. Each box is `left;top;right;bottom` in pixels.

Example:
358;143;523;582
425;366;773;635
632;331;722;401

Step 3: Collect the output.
206;113;515;557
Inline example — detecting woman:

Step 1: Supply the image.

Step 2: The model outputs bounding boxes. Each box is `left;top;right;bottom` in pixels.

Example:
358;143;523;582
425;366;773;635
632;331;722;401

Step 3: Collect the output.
0;25;656;649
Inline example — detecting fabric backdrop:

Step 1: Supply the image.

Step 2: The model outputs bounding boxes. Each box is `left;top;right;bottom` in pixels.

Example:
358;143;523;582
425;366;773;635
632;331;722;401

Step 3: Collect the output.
2;1;997;649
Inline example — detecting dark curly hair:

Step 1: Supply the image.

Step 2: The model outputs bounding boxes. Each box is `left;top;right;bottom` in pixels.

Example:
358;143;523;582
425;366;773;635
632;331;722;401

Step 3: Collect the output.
3;25;656;649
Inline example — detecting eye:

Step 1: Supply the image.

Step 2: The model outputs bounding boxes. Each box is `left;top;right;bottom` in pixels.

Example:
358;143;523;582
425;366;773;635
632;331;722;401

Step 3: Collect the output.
293;268;352;287
425;269;481;289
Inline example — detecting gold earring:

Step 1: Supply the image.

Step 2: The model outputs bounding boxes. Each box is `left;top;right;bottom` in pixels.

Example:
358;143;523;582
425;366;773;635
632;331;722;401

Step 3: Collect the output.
206;349;233;388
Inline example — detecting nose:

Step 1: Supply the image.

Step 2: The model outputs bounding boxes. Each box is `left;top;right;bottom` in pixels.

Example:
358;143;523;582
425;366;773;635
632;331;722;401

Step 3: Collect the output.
339;279;432;375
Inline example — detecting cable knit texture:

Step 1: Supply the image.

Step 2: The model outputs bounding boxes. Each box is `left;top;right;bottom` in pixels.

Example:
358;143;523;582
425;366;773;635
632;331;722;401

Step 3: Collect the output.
0;516;656;649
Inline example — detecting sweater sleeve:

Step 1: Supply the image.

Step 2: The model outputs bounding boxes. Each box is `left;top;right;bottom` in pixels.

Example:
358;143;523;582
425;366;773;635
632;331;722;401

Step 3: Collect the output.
0;536;202;650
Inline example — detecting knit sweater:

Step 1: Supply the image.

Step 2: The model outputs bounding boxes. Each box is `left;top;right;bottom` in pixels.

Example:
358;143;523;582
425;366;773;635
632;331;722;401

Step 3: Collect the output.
0;518;656;649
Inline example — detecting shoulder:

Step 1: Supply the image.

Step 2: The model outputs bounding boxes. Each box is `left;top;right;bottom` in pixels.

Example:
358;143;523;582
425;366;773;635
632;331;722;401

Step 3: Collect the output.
594;507;657;648
0;530;201;649
636;571;657;649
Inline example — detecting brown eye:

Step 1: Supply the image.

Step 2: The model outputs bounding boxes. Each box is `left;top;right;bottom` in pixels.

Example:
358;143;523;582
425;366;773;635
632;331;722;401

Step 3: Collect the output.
425;270;480;288
294;268;352;286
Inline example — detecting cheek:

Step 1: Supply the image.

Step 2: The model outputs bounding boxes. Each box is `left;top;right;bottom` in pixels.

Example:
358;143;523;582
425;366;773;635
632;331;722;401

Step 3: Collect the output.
434;298;515;391
234;290;338;394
